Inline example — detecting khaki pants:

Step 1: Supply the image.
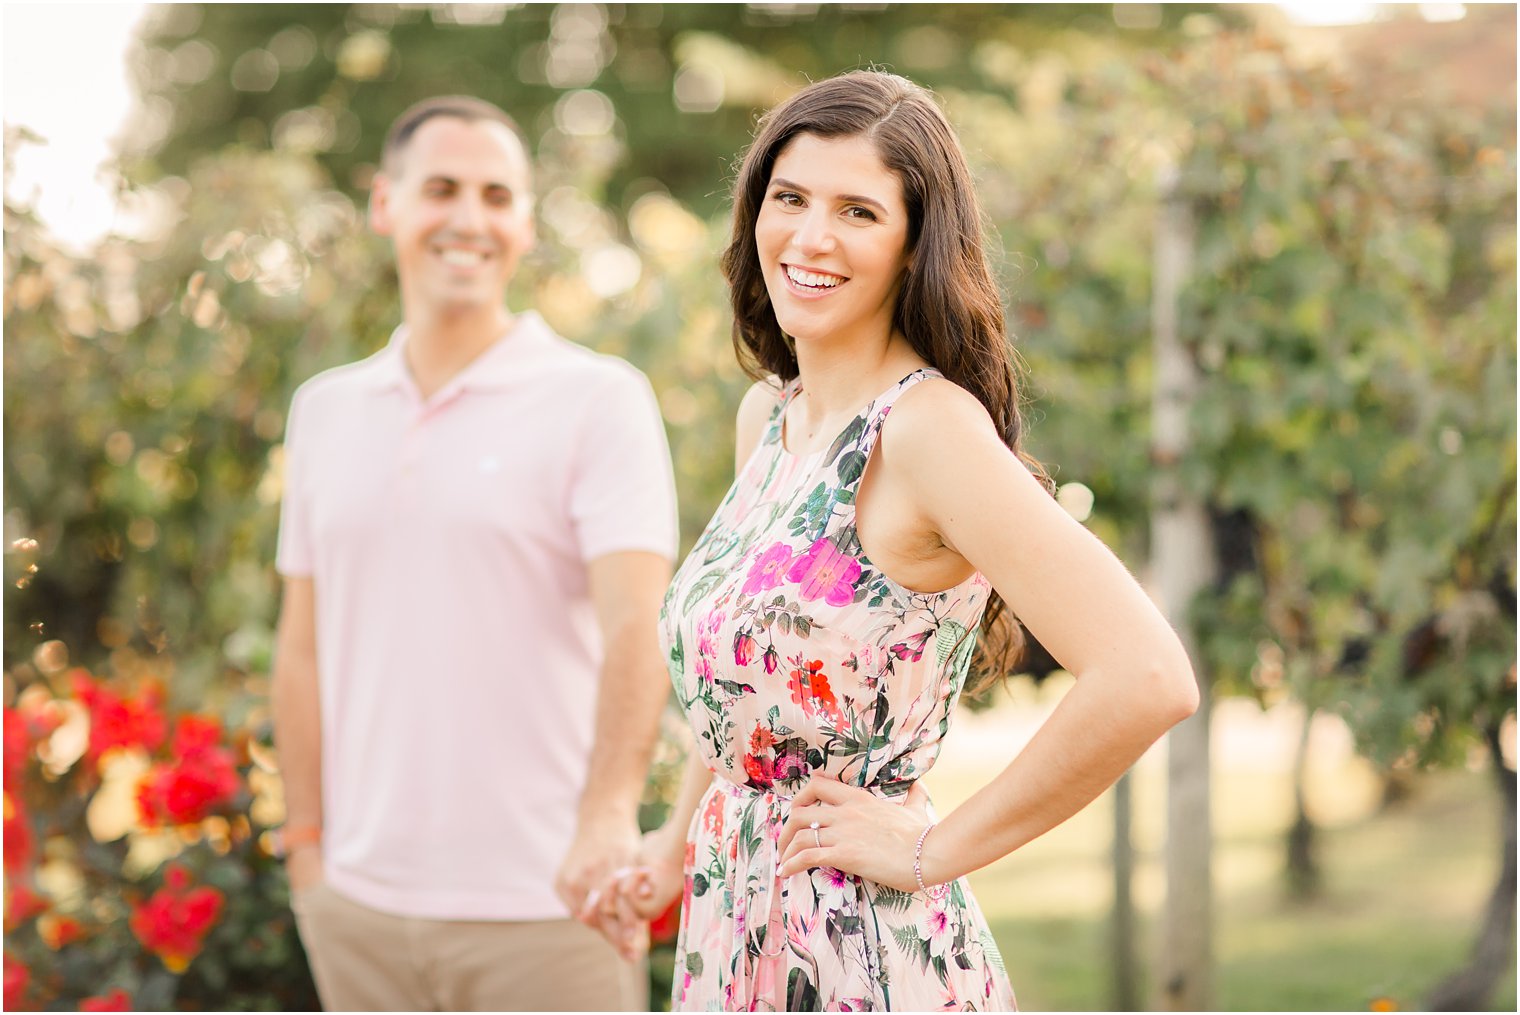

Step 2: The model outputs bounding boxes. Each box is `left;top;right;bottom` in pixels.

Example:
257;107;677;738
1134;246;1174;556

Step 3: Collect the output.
291;882;648;1012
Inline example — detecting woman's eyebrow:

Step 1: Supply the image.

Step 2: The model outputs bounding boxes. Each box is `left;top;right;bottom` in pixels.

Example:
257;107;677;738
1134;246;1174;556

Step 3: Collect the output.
770;177;889;214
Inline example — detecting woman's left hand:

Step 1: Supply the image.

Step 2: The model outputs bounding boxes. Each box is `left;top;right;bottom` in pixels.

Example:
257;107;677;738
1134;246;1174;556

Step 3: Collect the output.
776;776;947;893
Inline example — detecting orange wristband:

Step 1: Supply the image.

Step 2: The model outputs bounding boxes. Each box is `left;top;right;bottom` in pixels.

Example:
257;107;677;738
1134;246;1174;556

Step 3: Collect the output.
277;824;322;857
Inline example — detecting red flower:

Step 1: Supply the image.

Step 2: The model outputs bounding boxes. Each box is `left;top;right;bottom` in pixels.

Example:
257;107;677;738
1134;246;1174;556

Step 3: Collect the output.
171;715;223;756
4;791;32;875
741;753;774;790
747;722;777;756
136;755;240;827
4;700;60;791
3;709;28;791
39;913;84;949
733;631;757;667
787;660;844;725
649;897;681;945
4;884;46;929
129;866;223;973
80;988;132;1011
3;952;29;1011
73;674;166;763
700;785;726;839
136;716;240;827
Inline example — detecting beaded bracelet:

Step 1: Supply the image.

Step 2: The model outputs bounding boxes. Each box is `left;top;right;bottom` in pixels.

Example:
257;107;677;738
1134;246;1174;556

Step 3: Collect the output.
914;823;950;901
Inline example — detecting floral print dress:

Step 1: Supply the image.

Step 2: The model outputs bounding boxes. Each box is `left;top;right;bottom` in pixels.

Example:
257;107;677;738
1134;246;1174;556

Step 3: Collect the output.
659;370;1017;1012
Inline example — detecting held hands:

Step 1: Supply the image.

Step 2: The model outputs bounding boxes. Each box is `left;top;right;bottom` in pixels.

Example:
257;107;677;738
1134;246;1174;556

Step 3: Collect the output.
556;816;646;958
577;825;686;962
776;777;946;893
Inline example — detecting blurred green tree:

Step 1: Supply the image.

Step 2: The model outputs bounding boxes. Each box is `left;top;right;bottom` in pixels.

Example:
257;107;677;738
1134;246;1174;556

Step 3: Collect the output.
125;2;1225;214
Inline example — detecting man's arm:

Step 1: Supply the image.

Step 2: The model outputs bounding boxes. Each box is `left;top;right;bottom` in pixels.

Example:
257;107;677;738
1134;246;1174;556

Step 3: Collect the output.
271;575;323;891
554;550;672;925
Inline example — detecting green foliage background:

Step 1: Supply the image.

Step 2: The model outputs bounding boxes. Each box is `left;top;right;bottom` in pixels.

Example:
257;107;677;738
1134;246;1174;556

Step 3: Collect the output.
2;3;1515;1010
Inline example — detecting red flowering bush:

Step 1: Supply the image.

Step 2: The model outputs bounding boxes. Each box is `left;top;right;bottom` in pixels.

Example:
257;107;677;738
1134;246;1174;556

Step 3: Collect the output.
129;866;224;973
4;952;30;1010
2;662;318;1009
136;717;241;827
71;671;168;763
79;987;132;1011
4;789;34;874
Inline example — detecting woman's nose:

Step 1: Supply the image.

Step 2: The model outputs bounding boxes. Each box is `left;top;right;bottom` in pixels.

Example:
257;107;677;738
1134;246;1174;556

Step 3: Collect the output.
792;209;836;256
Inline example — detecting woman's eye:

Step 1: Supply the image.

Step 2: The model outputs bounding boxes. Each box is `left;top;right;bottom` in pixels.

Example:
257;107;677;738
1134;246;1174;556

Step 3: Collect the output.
772;191;803;207
845;206;878;221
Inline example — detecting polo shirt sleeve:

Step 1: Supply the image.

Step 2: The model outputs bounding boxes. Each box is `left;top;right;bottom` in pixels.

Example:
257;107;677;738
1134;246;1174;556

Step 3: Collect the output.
275;387;315;578
567;366;679;563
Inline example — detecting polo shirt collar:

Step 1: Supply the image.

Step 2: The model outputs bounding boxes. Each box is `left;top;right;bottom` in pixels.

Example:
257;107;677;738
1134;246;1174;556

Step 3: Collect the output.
363;311;555;395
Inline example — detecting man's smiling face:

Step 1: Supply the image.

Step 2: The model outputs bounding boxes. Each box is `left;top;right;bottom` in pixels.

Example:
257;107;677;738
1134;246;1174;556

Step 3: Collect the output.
370;116;536;318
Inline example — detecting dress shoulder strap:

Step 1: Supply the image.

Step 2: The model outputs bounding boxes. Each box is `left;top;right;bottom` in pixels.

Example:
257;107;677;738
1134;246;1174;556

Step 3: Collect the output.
759;377;804;447
811;368;943;499
853;367;942;462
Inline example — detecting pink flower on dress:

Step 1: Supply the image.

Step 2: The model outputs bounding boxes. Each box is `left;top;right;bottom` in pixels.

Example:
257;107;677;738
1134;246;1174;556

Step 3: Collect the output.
743;543;794;597
696;608;724;659
786;537;861;607
889;629;933;663
733;631;757;667
813;863;854;914
923;901;953;960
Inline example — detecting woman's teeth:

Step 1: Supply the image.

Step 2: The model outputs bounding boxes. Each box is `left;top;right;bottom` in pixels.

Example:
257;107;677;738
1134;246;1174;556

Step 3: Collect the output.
786;265;843;289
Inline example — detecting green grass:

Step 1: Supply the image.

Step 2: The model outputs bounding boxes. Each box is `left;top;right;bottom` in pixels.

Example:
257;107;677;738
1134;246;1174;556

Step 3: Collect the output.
923;693;1517;1012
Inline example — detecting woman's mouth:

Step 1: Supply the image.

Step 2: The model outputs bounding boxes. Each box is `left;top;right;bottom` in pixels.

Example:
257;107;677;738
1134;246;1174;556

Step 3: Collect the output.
783;263;848;295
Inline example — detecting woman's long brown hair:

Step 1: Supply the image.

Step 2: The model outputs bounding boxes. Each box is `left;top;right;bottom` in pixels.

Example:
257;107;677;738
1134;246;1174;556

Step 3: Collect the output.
720;70;1053;693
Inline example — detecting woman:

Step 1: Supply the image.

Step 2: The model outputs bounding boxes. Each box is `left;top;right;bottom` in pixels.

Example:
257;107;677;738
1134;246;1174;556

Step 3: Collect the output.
592;70;1198;1011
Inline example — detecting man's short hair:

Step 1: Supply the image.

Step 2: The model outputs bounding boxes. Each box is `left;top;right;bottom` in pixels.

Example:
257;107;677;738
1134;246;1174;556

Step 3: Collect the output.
381;95;528;174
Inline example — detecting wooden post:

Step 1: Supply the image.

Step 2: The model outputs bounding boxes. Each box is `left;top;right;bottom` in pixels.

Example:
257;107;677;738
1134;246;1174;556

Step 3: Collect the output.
1151;167;1215;1011
1112;772;1141;1010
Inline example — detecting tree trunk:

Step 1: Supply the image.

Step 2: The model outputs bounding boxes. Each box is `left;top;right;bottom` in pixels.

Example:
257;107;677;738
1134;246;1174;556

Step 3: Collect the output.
1285;701;1321;900
1426;719;1517;1011
1150;173;1215;1011
1112;771;1141;1011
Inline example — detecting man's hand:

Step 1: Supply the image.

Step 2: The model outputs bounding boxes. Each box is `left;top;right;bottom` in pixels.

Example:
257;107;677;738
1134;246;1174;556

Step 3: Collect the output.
556;816;646;960
285;846;324;895
579;823;687;961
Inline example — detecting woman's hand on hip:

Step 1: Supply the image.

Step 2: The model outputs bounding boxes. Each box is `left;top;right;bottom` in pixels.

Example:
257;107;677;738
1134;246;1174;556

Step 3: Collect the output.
776;777;945;894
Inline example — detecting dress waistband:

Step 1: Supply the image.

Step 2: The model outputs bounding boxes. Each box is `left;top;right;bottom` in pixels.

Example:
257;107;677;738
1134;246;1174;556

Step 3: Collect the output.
711;774;916;802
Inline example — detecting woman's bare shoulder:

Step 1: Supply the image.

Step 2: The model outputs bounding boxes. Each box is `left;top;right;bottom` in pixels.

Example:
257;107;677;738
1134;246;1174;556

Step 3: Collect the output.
735;376;785;468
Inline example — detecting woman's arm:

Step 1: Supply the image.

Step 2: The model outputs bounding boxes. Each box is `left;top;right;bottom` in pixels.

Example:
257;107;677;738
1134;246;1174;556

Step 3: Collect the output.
587;380;783;938
778;379;1197;888
629;379;781;886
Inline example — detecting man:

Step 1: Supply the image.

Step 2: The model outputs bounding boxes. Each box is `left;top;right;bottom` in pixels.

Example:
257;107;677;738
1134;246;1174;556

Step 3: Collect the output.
272;95;676;1011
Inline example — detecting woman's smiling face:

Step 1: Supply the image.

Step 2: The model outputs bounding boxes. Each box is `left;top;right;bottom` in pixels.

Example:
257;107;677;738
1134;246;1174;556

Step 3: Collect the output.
754;132;912;350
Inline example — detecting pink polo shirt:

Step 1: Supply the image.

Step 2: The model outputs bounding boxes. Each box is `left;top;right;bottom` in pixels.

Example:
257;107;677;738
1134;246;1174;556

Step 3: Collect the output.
276;311;677;921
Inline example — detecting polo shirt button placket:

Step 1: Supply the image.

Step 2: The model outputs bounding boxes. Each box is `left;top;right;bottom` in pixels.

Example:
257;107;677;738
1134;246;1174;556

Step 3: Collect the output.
397;407;427;507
